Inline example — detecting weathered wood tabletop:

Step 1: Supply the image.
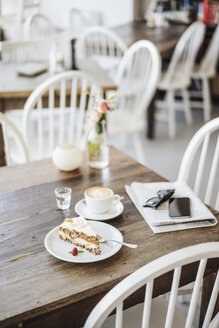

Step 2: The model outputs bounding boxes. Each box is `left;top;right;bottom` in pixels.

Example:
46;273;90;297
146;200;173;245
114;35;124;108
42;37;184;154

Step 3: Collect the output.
0;147;218;328
112;22;187;55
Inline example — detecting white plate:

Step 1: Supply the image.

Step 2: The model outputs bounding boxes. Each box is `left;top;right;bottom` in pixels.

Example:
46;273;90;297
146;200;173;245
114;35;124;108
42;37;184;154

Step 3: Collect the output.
44;221;123;263
75;199;124;221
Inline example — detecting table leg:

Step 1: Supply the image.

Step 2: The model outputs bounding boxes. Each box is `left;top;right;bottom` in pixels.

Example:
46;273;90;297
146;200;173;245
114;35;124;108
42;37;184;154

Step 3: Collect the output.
147;91;157;139
199;272;219;327
0;99;6;166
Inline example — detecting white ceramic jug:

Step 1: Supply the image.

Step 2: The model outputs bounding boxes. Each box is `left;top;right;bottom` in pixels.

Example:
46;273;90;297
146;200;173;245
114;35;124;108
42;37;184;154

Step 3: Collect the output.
52;144;83;171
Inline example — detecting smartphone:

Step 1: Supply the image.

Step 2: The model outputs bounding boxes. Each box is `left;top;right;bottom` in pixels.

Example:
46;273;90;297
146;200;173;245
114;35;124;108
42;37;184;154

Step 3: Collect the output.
168;197;191;218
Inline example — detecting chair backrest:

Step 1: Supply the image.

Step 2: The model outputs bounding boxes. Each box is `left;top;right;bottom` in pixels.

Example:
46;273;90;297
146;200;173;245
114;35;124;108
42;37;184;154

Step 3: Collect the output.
68;9;102;36
17;0;41;23
76;26;127;80
113;40;161;124
23;70;102;160
0;0;40;38
0;112;29;166
200;24;219;77
164;22;205;88
178;117;219;210
24;13;57;39
84;242;219;328
0;39;51;63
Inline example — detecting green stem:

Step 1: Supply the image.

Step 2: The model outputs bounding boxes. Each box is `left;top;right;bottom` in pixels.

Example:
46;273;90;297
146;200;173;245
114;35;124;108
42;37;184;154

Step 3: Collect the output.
95;114;107;135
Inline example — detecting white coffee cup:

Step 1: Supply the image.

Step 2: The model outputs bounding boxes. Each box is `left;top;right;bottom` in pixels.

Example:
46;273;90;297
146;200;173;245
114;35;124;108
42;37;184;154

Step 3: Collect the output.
84;186;122;214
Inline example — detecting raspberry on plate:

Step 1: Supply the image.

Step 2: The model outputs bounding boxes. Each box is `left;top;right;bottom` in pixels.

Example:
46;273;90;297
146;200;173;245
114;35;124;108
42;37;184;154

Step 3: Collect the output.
72;247;78;256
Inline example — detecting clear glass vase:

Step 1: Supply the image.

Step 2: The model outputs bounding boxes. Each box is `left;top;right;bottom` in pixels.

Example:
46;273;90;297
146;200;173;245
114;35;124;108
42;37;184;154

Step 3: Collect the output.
88;119;109;169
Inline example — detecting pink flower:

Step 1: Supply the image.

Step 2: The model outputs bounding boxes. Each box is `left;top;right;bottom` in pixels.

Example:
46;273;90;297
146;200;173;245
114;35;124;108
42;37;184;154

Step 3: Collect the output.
97;99;111;113
88;108;102;122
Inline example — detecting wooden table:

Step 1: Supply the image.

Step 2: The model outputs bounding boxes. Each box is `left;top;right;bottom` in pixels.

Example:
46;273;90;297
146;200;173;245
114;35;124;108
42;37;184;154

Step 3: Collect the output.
0;62;116;109
0;22;186;116
0;147;218;328
112;22;187;56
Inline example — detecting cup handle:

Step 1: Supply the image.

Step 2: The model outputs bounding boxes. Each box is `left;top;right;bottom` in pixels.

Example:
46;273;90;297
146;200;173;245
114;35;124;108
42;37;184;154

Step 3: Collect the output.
113;195;124;206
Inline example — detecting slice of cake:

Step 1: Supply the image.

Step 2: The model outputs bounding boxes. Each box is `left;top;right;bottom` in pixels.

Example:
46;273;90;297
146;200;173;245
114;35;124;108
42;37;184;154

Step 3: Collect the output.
59;217;101;255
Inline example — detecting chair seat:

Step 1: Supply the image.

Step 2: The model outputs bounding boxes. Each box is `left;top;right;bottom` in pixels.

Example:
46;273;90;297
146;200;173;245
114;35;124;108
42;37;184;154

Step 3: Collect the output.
91;55;121;72
158;72;189;91
108;111;145;135
102;297;195;328
191;64;215;79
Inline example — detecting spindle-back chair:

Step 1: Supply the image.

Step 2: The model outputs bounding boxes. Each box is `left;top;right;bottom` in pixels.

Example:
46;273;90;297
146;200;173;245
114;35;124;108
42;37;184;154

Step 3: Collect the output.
23;70;102;160
76;26;127;83
157;22;205;138
108;40;161;164
0;39;50;63
191;25;219;122
24;13;57;39
84;242;219;328
178;117;219;210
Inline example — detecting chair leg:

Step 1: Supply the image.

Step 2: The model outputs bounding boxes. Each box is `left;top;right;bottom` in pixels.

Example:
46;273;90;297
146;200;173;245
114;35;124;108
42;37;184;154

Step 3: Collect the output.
181;89;192;126
167;90;175;138
133;133;145;165
202;78;211;122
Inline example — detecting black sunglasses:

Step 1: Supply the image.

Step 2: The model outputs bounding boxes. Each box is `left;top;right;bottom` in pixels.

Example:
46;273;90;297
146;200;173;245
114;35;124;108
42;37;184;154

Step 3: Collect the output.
143;189;175;209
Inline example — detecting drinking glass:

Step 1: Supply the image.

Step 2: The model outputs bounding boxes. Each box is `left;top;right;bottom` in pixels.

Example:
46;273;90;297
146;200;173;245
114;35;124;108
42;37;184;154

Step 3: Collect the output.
55;187;72;210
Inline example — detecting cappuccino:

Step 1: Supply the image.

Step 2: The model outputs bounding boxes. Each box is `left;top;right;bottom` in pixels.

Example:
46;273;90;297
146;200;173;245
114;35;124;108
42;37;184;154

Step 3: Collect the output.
85;187;113;199
84;186;122;214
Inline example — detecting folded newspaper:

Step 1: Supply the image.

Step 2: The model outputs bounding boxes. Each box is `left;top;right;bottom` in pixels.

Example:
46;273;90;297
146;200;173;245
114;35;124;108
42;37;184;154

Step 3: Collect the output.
125;180;217;234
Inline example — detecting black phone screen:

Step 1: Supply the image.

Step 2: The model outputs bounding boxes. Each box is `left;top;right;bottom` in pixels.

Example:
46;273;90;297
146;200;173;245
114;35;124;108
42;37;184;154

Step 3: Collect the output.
169;197;191;218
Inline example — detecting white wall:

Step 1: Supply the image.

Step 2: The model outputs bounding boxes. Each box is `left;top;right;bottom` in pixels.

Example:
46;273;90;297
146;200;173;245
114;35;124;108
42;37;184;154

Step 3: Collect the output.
40;0;133;28
1;0;17;15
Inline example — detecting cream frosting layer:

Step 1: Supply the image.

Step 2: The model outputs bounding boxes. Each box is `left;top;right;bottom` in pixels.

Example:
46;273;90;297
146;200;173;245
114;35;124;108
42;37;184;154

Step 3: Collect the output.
60;216;96;236
59;231;98;249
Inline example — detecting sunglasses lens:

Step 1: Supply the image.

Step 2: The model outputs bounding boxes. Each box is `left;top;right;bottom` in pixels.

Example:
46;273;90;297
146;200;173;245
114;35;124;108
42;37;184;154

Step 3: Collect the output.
157;189;175;198
143;197;161;208
143;189;175;209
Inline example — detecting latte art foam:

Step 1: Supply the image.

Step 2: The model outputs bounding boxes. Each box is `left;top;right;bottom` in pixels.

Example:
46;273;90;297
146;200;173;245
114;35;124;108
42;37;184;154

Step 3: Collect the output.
86;187;113;199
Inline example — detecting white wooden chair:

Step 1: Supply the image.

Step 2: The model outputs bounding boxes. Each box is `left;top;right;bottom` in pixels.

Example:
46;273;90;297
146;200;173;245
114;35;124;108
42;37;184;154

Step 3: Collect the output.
76;26;127;84
17;0;41;21
0;39;51;62
0;112;29;166
0;38;52;148
67;8;102;37
23;70;102;160
0;0;40;39
23;13;58;39
108;40;161;164
191;25;219;122
157;22;206;138
0;38;53;146
178;117;219;211
84;242;219;328
23;12;72;70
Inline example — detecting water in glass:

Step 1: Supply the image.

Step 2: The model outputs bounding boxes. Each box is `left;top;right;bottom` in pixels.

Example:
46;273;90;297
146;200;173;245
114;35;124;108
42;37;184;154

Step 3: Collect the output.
88;120;109;169
55;187;72;210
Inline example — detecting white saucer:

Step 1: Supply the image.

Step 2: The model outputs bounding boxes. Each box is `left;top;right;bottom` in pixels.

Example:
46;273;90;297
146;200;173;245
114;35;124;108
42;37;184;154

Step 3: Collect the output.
75;199;124;221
